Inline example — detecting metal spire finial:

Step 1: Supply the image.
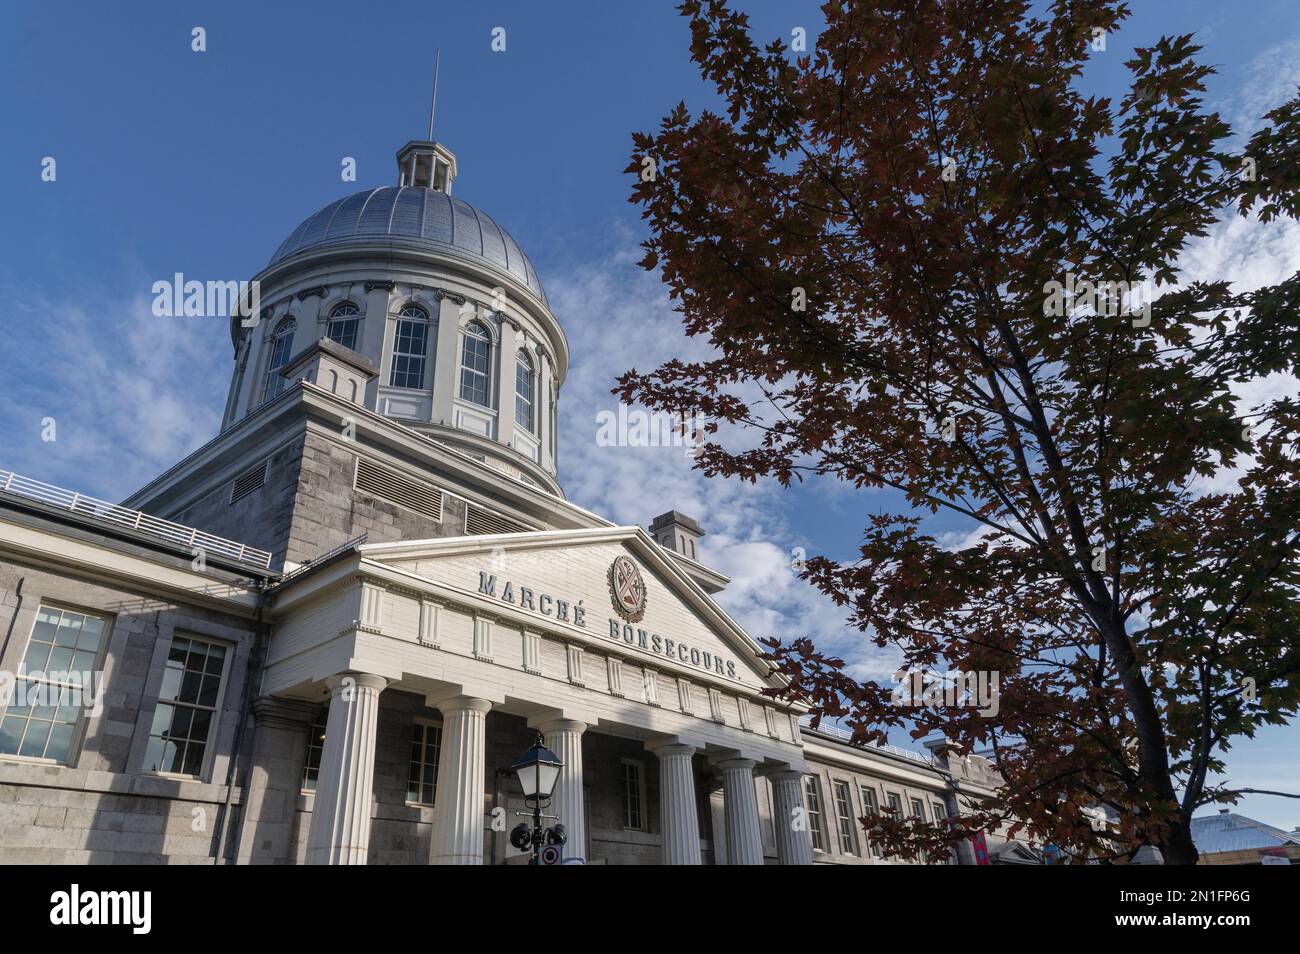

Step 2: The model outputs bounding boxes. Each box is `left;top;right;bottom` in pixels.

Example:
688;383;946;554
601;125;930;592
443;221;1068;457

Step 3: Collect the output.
427;50;440;141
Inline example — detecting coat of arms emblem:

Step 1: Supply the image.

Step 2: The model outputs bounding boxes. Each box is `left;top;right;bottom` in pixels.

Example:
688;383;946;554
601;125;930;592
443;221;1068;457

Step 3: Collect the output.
608;555;647;622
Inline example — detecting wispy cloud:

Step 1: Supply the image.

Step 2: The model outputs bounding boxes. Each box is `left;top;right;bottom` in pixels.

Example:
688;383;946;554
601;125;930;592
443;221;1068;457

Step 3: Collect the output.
0;277;227;500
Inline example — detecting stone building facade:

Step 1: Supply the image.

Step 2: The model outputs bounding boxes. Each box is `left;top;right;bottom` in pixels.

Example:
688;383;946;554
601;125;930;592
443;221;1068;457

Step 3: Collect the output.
0;139;1020;865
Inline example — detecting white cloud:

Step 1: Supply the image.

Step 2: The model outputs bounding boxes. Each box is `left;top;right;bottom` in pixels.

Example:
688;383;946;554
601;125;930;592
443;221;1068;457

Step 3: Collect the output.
0;279;227;501
1231;37;1300;140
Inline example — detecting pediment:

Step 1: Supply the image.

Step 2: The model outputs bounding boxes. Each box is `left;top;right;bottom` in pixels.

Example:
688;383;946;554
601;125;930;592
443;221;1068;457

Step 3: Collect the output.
360;527;782;692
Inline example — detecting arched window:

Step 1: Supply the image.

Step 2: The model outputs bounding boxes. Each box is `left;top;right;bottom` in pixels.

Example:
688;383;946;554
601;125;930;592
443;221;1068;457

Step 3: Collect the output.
515;350;535;431
459;320;492;407
262;317;297;402
326;301;361;351
389;304;430;389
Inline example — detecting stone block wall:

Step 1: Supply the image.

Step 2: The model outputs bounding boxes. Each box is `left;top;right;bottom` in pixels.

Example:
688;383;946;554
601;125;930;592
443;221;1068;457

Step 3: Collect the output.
0;560;257;864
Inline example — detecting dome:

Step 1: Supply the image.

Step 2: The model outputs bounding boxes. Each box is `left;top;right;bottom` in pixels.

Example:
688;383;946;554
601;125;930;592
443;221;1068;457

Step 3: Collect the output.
268;186;547;304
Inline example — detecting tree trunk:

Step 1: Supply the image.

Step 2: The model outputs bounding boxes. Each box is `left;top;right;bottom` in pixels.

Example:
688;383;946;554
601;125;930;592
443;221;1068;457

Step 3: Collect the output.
1157;814;1200;865
1098;616;1197;864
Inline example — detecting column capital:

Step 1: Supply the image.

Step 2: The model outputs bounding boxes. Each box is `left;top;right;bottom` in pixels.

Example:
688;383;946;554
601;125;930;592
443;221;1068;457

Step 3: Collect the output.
325;672;389;695
645;738;698;758
534;717;587;736
432;694;494;717
766;767;806;783
716;756;758;773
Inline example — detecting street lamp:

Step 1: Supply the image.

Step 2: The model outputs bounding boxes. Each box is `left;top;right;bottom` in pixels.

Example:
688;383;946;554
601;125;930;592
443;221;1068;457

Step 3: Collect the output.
509;734;567;864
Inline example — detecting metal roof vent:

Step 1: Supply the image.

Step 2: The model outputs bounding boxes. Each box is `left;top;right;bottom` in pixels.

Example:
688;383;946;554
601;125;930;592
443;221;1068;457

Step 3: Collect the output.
229;461;268;505
354;457;443;521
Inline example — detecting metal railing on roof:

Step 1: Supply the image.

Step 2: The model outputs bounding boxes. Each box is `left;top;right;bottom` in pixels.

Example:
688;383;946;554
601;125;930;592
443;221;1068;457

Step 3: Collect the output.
276;533;368;586
0;468;274;571
799;716;935;765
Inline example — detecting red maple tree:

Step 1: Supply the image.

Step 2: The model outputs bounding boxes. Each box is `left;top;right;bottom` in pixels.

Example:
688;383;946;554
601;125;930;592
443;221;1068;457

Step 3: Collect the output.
618;0;1300;864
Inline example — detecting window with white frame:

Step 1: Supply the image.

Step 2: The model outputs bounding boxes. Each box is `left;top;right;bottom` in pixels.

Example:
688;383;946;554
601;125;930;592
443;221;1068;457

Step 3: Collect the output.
803;775;829;852
301;707;327;792
886;791;903;815
0;605;107;764
459;320;492;406
407;720;442;804
262;317;297;402
833;779;858;855
515;349;535;431
326;301;361;351
143;636;229;777
389;304;430;389
621;758;646;830
861;785;882;857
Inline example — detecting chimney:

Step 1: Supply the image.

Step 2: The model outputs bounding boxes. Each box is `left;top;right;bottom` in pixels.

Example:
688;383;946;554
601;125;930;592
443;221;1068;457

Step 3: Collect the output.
650;511;704;562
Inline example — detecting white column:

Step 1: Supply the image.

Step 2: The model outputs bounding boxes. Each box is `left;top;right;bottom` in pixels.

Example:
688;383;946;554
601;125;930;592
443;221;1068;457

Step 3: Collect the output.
648;741;701;865
429;696;492;865
539;718;587;863
770;769;814;865
718;758;765;865
305;672;388;865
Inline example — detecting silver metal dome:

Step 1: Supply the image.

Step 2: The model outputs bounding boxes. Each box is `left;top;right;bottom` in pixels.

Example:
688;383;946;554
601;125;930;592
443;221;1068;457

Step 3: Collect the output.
268;186;547;304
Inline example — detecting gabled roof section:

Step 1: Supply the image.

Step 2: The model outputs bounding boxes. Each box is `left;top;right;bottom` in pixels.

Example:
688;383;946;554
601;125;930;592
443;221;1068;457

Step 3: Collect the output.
1192;812;1300;854
358;525;784;691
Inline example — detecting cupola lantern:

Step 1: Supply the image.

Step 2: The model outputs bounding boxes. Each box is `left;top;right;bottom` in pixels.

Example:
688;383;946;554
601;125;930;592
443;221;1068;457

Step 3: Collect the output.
395;140;457;193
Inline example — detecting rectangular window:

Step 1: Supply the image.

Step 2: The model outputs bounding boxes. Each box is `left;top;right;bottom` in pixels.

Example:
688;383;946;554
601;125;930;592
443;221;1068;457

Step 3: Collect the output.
0;605;107;764
262;327;296;402
833;779;858;855
803;775;828;852
861;786;882;857
515;360;534;431
621;759;646;830
389;319;429;389
459;332;491;406
886;792;903;815
301;708;327;792
143;636;229;777
407;720;442;805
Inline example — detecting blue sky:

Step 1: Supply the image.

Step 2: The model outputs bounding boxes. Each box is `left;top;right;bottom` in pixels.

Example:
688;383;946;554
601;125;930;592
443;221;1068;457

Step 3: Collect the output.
1;0;1297;830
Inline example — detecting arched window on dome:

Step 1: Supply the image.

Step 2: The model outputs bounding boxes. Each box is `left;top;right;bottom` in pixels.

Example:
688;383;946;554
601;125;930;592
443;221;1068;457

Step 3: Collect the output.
262;317;297;402
459;320;493;407
326;301;361;351
514;349;535;432
389;304;430;390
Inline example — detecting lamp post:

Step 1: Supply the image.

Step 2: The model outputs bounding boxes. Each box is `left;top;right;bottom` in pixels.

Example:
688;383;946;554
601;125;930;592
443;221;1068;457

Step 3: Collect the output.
509;734;567;864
